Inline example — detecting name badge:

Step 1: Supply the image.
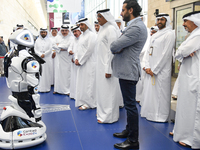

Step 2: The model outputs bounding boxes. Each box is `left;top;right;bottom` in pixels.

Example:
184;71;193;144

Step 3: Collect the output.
149;46;153;56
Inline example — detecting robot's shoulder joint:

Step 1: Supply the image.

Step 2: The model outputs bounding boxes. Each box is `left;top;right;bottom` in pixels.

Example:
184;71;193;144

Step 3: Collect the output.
21;57;40;73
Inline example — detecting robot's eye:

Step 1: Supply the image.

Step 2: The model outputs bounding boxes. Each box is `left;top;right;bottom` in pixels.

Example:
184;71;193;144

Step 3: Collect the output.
35;73;39;79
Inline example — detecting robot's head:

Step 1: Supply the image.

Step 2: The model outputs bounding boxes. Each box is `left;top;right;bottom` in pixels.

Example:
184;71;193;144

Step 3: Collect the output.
9;29;34;48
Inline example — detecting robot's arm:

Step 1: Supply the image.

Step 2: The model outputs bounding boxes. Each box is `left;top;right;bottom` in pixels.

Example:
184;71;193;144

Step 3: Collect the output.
21;57;43;121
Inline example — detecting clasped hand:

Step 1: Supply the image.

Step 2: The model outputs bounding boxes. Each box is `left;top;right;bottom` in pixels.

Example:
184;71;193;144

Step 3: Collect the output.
75;59;80;66
145;68;154;76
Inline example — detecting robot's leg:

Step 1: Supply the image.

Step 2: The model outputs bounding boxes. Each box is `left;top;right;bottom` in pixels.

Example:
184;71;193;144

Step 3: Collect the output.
31;94;42;122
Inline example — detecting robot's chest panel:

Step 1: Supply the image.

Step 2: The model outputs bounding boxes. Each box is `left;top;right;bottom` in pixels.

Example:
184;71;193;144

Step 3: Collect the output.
10;57;24;74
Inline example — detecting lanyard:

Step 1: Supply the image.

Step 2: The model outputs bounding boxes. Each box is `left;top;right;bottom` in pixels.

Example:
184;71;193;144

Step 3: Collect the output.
151;75;155;86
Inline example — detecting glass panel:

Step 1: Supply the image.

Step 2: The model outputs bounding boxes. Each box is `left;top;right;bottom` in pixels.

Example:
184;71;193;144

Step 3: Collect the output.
174;6;193;74
195;2;200;11
115;1;119;18
109;0;115;16
85;0;107;24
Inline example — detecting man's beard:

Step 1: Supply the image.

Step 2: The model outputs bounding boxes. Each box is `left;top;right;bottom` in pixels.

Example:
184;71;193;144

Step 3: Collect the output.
62;34;67;36
184;26;189;32
123;13;131;22
157;23;166;30
41;35;46;38
80;28;85;32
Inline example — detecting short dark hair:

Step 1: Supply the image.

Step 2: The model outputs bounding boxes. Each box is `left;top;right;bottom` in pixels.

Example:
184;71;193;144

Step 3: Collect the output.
123;0;142;17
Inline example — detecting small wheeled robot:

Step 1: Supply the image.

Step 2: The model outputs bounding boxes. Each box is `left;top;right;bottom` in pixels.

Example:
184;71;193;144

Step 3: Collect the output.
0;29;46;149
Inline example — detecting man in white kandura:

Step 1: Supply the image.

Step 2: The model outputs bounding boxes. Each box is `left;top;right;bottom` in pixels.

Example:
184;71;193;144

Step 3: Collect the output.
75;18;97;110
115;17;124;33
94;21;100;34
34;28;52;92
68;26;82;100
137;25;158;106
140;13;175;122
173;11;200;149
95;9;123;124
52;25;73;95
49;27;58;86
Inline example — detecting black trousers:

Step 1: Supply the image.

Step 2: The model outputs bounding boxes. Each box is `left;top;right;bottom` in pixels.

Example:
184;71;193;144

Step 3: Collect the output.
119;79;138;142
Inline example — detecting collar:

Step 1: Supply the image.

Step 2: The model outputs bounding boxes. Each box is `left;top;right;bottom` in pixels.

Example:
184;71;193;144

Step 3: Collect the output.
188;27;199;37
83;29;89;35
102;21;109;28
127;17;141;27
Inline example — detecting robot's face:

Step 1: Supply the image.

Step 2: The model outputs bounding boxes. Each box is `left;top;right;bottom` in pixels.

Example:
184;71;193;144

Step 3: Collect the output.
9;29;34;48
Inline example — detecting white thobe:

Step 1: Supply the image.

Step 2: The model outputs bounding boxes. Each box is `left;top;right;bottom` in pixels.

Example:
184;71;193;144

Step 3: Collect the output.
171;75;179;96
136;28;150;106
49;36;57;85
69;37;79;99
140;27;175;122
96;22;122;123
34;36;52;92
75;29;97;108
52;34;73;94
173;27;200;149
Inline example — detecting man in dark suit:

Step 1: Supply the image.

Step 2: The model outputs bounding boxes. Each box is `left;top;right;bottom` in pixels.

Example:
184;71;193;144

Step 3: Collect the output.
0;37;7;56
110;0;147;149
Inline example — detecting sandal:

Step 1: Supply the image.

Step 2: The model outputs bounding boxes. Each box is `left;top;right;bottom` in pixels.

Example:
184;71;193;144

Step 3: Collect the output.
53;92;57;94
169;132;173;136
78;104;90;110
172;96;177;100
97;120;103;124
179;142;191;148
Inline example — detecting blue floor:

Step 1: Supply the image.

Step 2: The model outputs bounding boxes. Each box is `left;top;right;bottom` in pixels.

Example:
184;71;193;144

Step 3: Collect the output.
0;77;192;150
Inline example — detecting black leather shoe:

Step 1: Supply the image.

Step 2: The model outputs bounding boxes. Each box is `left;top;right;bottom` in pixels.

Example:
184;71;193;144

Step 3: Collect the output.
113;130;129;138
114;139;139;149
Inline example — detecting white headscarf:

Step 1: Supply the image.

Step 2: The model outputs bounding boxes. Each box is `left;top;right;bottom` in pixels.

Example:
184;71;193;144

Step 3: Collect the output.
97;9;119;32
115;17;124;31
140;15;146;22
151;13;175;53
50;27;58;37
71;25;81;32
38;28;49;39
94;21;99;25
71;25;82;39
77;18;94;32
156;13;172;29
15;24;24;31
175;11;200;62
94;21;100;33
182;11;200;27
58;25;72;37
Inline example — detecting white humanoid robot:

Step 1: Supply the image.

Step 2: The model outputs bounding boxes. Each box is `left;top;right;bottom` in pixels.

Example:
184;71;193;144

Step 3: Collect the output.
0;29;47;149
